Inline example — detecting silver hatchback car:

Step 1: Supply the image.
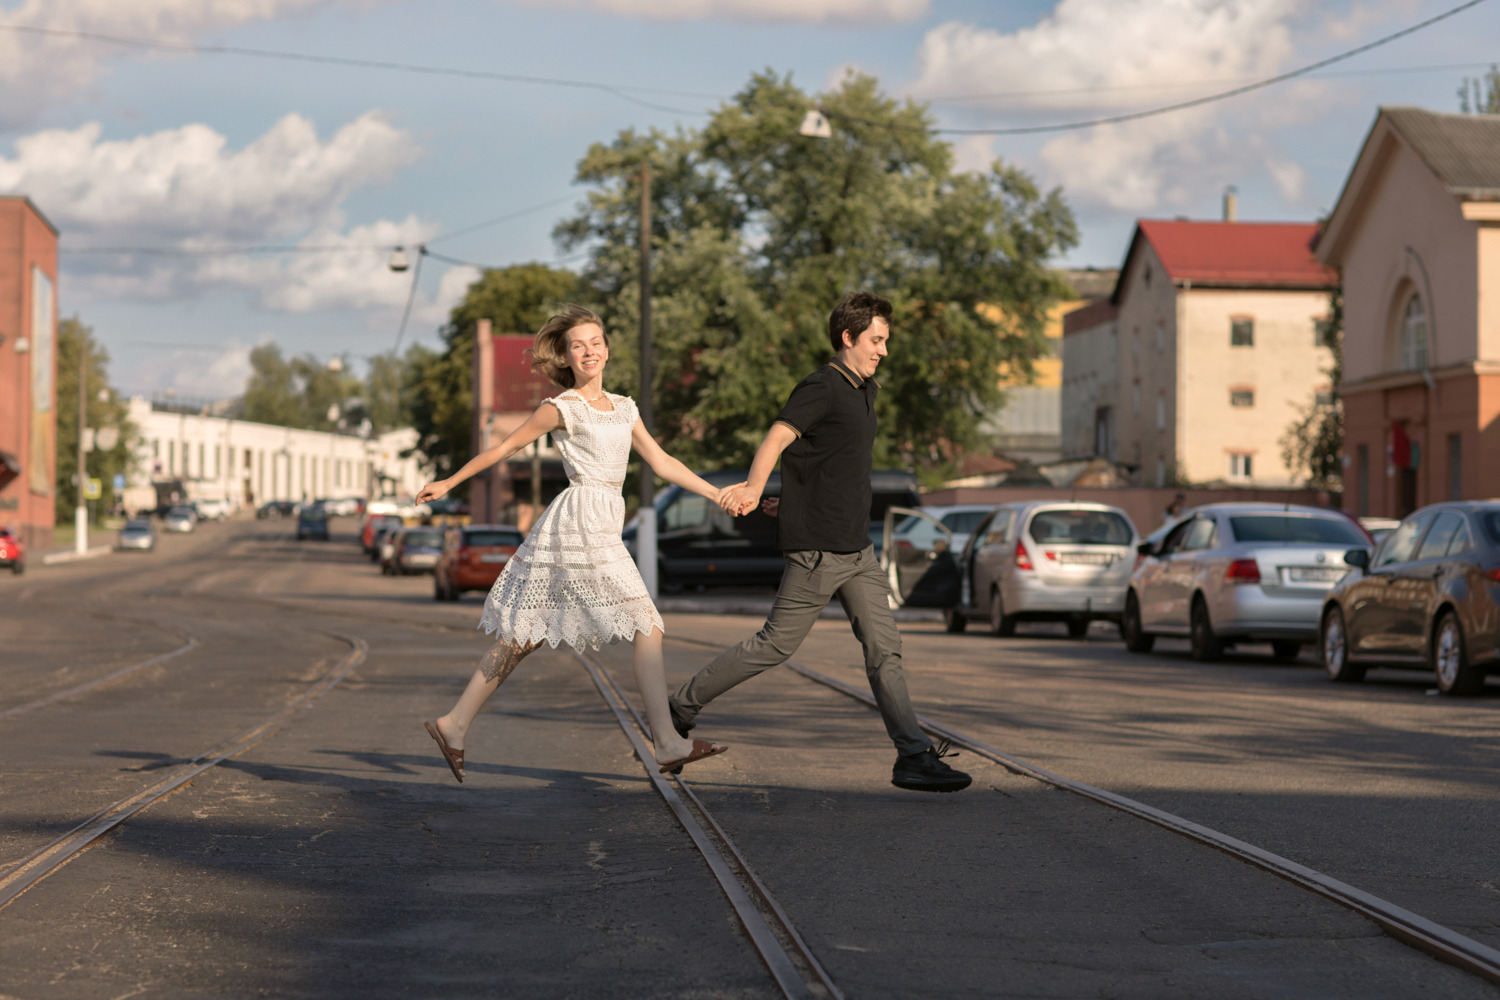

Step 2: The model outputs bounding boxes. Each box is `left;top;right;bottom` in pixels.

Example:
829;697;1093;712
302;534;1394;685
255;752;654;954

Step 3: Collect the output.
941;501;1139;637
1123;503;1371;661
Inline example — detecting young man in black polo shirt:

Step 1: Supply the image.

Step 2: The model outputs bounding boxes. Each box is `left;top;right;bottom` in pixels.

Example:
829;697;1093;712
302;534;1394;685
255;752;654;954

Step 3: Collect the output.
668;291;971;793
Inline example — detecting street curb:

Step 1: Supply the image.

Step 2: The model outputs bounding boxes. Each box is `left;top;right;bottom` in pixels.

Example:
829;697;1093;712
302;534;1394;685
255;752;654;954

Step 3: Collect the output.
41;545;113;566
655;597;942;623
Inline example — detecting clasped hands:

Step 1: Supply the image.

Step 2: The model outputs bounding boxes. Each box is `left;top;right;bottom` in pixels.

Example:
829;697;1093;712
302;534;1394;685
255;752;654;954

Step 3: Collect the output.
716;483;778;518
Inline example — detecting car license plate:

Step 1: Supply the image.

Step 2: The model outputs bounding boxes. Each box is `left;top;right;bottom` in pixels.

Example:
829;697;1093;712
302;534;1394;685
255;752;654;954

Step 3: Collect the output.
1058;552;1113;565
480;553;509;564
1285;566;1343;584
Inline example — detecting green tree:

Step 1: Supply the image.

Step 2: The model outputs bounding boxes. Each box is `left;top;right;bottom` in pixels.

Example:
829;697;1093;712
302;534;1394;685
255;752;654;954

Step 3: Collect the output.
404;264;579;483
1459;65;1500;113
55;317;137;522
241;343;364;431
1281;288;1344;490
555;70;1078;482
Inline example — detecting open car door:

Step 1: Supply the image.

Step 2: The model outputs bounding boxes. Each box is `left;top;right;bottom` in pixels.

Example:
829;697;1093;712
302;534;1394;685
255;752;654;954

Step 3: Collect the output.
881;507;961;608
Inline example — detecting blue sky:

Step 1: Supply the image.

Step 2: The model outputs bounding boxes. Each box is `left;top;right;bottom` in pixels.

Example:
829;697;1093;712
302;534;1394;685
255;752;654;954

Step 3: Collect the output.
1;0;1496;400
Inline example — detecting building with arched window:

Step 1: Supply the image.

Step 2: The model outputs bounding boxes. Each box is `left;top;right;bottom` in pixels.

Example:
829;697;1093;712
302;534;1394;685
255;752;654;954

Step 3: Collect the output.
1318;107;1500;517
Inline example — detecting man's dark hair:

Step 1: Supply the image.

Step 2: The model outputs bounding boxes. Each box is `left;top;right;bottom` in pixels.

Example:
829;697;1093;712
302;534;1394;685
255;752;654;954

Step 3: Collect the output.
828;291;893;353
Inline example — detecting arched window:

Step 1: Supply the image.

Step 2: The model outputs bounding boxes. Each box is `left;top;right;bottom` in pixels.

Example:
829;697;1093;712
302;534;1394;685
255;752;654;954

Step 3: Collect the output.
1399;294;1428;371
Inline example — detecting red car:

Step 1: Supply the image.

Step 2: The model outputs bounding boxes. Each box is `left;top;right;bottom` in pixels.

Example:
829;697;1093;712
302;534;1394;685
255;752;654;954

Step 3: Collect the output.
360;513;403;555
434;525;523;600
0;527;24;575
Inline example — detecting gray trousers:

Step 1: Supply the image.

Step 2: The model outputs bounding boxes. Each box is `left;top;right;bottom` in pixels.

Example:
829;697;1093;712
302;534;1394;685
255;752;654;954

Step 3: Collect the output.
672;548;931;757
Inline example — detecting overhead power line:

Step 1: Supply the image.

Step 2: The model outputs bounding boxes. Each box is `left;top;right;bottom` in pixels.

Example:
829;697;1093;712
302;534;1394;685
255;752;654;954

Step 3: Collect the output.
827;0;1492;135
0;22;714;115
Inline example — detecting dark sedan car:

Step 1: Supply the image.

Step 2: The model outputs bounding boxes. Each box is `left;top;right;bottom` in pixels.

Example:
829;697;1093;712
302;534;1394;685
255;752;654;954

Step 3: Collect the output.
1320;502;1500;695
296;504;330;541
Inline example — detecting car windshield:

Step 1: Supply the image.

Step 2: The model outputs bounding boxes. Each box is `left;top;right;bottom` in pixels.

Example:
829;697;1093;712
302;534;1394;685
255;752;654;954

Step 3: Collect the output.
404;529;444;548
465;530;523;548
124;521;152;532
1228;515;1367;545
300;507;327;521
1028;509;1133;546
1480;512;1500;546
168;507;193;517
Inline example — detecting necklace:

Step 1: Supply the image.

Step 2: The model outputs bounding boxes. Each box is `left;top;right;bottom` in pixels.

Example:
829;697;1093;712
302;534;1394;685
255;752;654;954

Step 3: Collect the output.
578;388;606;402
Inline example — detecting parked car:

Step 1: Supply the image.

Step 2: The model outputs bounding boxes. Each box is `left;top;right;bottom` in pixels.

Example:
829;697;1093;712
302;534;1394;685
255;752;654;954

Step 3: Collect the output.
0;527;24;574
163;505;198;533
891;505;995;558
257;500;297;519
383;525;445;575
623;470;920;591
195;497;232;521
367;517;405;561
434;525;525;600
324;496;361;517
117;518;157;552
933;501;1138;636
1123;502;1371;661
297;504;330;541
1321;502;1500;695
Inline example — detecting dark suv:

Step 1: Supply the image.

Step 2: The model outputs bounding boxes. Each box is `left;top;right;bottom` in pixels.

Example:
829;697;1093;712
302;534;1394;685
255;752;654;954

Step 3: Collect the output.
624;470;920;591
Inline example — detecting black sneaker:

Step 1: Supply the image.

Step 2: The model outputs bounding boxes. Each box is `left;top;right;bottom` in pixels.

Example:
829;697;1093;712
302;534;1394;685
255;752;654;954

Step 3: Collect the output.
891;740;972;793
668;698;695;740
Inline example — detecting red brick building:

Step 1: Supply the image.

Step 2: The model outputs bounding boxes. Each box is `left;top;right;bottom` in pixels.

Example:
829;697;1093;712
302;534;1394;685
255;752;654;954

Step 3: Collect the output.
468;319;563;528
0;197;59;552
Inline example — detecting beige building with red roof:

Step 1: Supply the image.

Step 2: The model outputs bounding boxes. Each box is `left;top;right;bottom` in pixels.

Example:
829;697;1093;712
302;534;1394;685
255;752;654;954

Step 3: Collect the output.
1064;214;1338;487
1317;107;1500;517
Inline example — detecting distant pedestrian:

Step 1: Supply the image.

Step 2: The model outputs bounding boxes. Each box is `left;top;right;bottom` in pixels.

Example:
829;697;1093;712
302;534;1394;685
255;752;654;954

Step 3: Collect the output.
1162;492;1186;527
669;291;971;793
418;304;730;782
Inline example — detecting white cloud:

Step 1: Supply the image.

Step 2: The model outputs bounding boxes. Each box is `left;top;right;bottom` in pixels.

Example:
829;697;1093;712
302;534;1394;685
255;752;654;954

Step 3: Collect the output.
508;0;928;23
0;0;356;127
123;339;254;399
903;0;1371;214
0;111;418;244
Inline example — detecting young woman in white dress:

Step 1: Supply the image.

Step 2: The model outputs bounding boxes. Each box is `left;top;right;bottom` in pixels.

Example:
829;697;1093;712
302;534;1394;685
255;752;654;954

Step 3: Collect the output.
418;304;729;781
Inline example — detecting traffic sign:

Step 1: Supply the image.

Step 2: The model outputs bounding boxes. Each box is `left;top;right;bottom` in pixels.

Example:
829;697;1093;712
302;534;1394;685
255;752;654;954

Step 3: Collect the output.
84;478;102;500
112;473;126;491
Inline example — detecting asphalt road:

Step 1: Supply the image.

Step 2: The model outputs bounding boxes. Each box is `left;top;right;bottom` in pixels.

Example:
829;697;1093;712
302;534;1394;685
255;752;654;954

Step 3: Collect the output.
2;517;1497;999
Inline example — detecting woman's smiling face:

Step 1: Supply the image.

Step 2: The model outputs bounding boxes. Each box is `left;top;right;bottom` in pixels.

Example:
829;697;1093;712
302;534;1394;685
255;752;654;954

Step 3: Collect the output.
566;322;609;383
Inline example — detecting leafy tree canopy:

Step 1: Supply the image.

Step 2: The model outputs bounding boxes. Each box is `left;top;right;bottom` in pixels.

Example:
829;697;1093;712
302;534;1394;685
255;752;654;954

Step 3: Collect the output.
55;317;137;521
1281;288;1343;491
556;70;1078;482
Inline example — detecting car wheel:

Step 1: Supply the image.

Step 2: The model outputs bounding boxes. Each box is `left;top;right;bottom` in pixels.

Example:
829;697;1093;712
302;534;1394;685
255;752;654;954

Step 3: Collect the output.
12;561;23;576
1271;640;1302;662
1434;610;1483;696
1189;596;1224;662
1066;618;1089;639
1122;592;1154;653
1321;607;1364;682
943;607;966;634
988;588;1016;638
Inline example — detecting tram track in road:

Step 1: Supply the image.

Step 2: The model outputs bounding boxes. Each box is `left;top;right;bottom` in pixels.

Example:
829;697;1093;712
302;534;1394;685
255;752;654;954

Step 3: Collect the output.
0;629;368;911
663;633;1500;990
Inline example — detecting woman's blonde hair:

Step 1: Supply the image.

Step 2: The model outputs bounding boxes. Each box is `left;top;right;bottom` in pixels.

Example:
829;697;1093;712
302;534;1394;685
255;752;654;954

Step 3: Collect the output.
530;304;607;388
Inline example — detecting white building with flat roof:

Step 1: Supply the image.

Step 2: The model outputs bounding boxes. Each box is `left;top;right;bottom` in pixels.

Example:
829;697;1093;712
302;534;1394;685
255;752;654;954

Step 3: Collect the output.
124;397;429;513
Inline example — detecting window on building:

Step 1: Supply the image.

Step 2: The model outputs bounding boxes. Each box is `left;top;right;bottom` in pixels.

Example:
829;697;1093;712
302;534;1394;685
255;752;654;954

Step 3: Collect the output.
152;439;159;457
1356;444;1369;516
1400;294;1429;371
198;443;205;480
1155;322;1165;352
1314;389;1335;406
1230;317;1255;347
1132;382;1141;416
1229;453;1253;481
1155;458;1165;487
1229;389;1255;408
168;440;175;474
1143;262;1152;287
1314;317;1337;348
1449;433;1463;500
1155;395;1165;430
1094;406;1113;458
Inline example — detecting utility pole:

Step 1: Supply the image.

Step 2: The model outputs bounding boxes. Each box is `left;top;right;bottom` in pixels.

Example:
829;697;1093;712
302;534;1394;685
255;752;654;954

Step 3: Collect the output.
636;162;658;598
75;340;88;554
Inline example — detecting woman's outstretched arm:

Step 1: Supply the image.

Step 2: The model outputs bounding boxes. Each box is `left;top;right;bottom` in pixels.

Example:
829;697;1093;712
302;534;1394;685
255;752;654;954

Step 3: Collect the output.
417;403;563;503
629;421;741;507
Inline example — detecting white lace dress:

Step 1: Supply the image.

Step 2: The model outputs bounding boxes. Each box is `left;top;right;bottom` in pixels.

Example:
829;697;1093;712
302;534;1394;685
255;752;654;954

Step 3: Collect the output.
478;389;665;651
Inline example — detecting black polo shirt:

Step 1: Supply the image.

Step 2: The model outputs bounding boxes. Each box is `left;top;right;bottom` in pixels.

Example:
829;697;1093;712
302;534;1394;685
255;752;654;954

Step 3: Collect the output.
773;360;877;553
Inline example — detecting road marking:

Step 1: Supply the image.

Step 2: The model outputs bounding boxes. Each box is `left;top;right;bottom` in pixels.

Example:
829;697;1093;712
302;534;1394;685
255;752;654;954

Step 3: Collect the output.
0;618;201;720
0;630;367;910
665;633;1500;990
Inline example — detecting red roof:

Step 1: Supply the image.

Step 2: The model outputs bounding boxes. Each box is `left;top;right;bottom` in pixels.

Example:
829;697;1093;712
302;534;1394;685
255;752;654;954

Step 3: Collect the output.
1123;220;1335;295
492;335;561;413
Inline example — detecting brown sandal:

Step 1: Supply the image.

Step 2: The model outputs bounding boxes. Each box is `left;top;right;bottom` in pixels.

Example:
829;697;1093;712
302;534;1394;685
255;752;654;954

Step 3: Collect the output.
424;721;464;783
657;739;728;775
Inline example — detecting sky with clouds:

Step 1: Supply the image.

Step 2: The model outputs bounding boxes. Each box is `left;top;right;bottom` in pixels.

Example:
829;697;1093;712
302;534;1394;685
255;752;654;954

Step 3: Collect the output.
1;0;1496;400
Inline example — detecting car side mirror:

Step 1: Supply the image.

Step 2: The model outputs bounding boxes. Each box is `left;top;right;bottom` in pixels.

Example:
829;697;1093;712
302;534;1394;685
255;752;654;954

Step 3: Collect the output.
1344;548;1370;570
1136;541;1156;557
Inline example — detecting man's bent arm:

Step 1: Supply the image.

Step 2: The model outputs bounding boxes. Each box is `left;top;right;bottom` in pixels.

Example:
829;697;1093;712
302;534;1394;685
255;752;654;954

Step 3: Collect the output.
720;421;798;514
